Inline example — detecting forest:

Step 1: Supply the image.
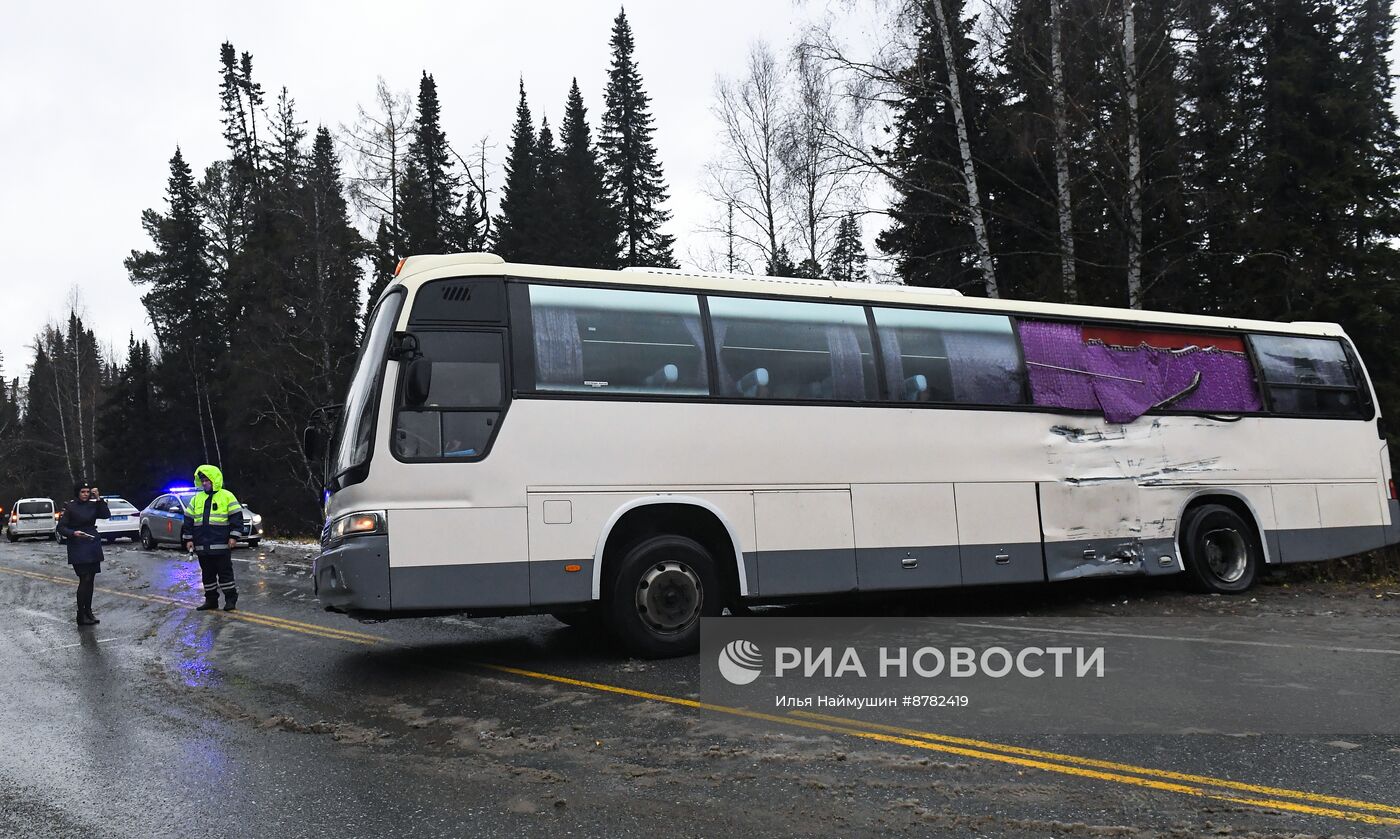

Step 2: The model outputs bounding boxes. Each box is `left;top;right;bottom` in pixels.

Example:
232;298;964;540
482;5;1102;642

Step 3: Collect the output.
0;0;1395;534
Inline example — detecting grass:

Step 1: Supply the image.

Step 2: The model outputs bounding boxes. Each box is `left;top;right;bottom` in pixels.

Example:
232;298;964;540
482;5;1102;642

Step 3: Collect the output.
1266;545;1400;586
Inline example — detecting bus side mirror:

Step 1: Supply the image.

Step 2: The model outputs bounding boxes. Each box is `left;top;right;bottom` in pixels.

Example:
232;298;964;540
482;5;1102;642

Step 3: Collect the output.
392;331;421;361
405;358;433;407
303;426;326;461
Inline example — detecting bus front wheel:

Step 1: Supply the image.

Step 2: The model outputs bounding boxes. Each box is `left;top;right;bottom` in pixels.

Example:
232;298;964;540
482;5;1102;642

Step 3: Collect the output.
1180;504;1260;594
604;534;720;659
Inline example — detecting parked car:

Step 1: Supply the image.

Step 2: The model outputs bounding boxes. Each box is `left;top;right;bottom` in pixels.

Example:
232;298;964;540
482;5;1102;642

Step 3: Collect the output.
5;497;57;542
138;487;264;550
97;496;143;542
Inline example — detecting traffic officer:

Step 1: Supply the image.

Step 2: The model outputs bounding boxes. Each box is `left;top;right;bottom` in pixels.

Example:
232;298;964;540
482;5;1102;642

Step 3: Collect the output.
57;482;110;625
181;465;245;611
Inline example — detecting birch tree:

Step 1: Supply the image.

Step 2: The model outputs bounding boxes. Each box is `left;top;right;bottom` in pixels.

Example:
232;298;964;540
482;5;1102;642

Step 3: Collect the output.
1048;0;1079;302
1121;0;1144;308
928;0;998;297
705;41;789;268
782;52;861;277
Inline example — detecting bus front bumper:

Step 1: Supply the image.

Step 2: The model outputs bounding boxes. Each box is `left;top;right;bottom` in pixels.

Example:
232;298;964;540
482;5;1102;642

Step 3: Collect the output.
314;535;390;612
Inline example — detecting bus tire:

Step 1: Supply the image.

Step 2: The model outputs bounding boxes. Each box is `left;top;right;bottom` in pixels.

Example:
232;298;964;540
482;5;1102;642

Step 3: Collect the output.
1180;504;1260;594
604;534;720;659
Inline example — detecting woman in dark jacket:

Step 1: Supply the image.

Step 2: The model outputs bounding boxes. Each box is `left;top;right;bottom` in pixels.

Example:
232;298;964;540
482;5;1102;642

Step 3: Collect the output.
57;482;109;626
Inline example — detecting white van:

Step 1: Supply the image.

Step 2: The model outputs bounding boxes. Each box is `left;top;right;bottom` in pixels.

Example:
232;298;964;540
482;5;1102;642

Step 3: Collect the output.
6;498;57;542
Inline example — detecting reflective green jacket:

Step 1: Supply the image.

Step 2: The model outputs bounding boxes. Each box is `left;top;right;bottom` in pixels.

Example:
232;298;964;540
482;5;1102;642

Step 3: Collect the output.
180;465;244;553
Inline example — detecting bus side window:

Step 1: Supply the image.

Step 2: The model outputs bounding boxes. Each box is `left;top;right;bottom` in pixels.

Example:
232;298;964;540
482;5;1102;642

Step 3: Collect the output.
872;308;1024;405
1249;335;1365;418
707;296;877;401
528;285;709;395
393;330;506;460
394;411;443;458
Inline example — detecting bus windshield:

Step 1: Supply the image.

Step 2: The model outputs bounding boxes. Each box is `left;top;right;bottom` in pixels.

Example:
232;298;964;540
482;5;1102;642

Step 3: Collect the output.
331;291;404;481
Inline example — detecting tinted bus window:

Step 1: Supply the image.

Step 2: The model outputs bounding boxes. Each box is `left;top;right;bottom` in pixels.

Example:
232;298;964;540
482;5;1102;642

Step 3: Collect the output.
393;330;506;460
1249;335;1365;417
872;308;1024;404
529;285;709;395
415;332;504;407
708;297;877;401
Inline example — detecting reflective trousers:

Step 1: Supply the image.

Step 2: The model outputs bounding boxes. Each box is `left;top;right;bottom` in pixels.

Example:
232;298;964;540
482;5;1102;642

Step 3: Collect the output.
197;553;236;601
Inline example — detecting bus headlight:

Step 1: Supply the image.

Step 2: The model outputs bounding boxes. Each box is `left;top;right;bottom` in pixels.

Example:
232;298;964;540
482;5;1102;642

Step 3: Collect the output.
328;511;385;542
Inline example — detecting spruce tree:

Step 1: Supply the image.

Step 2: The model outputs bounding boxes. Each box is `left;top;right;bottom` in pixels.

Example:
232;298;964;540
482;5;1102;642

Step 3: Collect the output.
601;8;677;267
877;0;997;292
302;127;366;373
765;245;799;277
1341;0;1400;283
125;149;217;361
827;214;869;283
98;337;164;504
530;117;567;265
399;72;479;255
1336;0;1400;439
0;373;18;473
398;157;434;255
1242;0;1353;320
364;219;398;323
493;82;539;262
1131;0;1192;311
218;42;263;201
1180;0;1261;314
559;79;623;268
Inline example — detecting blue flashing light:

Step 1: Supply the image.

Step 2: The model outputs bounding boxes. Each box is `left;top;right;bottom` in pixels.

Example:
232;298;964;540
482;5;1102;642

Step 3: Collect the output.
167;484;197;493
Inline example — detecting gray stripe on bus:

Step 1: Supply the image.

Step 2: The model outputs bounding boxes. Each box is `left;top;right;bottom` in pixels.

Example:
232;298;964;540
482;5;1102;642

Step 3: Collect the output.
314;522;1395;612
1270;524;1388;564
1043;537;1178;582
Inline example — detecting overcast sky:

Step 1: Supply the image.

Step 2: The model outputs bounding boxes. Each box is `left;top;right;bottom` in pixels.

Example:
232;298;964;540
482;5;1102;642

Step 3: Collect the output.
0;0;884;378
1;2;1396;382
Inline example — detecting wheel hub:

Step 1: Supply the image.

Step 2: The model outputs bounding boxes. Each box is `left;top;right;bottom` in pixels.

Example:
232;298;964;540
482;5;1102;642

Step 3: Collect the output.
635;560;703;633
1202;527;1248;583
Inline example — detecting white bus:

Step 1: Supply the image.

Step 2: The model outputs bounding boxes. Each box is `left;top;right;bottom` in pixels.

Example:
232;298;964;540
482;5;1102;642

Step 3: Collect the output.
312;252;1399;656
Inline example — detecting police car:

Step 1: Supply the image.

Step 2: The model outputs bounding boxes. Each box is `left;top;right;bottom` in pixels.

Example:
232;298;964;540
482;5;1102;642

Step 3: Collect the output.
138;486;264;550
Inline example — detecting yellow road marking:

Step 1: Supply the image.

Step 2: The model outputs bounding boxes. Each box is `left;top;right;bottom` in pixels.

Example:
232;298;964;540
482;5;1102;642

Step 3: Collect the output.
479;663;1400;827
3;563;1396;826
791;711;1400;816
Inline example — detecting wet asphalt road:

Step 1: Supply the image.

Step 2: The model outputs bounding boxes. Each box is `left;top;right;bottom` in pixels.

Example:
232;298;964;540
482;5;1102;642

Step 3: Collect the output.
1;537;1398;838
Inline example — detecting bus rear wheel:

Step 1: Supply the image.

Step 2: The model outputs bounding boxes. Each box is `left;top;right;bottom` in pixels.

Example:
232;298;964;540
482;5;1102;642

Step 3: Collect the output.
604;534;720;659
1180;504;1260;594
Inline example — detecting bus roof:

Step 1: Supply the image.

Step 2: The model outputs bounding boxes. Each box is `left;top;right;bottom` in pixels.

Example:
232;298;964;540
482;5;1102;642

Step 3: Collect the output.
389;252;1347;338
